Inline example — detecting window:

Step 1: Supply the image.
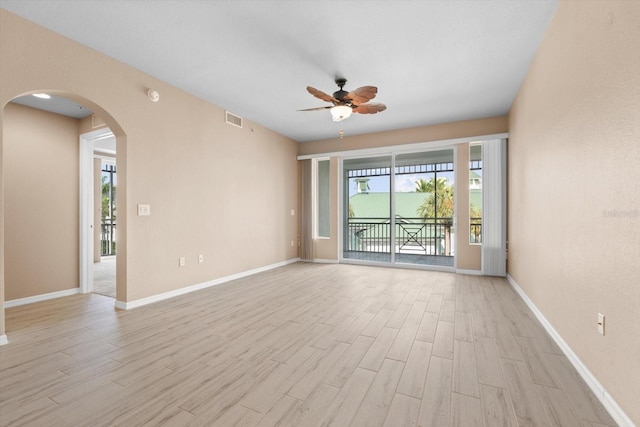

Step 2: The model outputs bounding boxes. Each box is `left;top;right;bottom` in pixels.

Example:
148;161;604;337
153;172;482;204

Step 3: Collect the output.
316;159;330;238
470;143;482;244
101;161;117;255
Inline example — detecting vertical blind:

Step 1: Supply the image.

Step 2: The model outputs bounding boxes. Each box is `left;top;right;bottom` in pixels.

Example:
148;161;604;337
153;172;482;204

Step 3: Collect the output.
300;159;314;261
481;139;507;276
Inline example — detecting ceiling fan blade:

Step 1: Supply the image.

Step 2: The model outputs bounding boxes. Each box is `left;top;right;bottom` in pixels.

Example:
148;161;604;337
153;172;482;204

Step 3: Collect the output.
307;86;338;103
344;86;378;105
297;106;333;111
354;102;386;114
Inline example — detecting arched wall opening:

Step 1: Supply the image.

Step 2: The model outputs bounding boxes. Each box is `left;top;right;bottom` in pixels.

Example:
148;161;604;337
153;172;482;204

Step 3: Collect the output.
0;90;127;344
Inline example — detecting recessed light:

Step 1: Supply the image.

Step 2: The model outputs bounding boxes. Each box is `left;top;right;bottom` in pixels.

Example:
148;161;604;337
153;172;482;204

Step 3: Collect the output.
32;93;51;99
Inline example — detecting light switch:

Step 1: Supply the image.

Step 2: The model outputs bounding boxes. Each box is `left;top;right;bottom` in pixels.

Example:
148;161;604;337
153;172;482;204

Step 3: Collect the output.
290;209;295;216
138;204;151;216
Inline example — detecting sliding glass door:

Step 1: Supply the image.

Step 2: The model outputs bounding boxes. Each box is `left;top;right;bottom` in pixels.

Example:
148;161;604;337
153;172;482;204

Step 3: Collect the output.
343;149;455;268
394;150;454;267
343;156;392;263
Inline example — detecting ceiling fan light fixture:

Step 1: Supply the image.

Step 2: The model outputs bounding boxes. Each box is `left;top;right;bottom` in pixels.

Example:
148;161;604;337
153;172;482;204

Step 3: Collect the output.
331;105;352;122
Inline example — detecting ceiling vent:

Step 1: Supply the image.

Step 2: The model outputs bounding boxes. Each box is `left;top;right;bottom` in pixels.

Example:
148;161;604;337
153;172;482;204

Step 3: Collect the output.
225;110;243;128
92;114;106;129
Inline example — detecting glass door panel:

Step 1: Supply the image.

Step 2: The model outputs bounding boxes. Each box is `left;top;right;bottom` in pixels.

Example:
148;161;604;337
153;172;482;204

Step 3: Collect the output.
343;156;392;263
394;150;455;267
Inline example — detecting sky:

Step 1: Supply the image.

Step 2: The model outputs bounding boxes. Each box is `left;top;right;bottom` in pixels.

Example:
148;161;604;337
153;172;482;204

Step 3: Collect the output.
348;171;455;196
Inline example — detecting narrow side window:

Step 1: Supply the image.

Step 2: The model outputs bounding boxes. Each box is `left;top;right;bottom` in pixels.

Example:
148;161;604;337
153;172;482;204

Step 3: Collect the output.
470;144;482;244
316;159;330;238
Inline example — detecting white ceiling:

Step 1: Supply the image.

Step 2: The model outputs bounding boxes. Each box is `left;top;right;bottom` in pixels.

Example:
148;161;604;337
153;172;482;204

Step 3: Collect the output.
1;0;558;142
12;94;93;119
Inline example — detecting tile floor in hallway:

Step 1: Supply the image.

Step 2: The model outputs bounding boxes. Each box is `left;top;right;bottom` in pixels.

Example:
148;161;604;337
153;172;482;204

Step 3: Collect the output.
92;256;116;299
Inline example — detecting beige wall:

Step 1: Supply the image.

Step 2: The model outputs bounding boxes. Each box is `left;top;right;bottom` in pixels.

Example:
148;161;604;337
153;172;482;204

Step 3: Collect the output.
455;143;481;271
298;116;507;157
1;8;299;324
4;103;79;300
78;115;103;135
0;107;3;337
508;1;640;423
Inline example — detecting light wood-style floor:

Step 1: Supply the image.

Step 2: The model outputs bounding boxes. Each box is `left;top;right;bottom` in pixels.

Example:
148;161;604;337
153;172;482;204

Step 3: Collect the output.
0;263;617;426
93;256;116;299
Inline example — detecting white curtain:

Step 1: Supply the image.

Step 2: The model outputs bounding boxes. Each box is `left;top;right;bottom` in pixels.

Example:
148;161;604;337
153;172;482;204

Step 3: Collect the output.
300;159;314;261
482;139;507;276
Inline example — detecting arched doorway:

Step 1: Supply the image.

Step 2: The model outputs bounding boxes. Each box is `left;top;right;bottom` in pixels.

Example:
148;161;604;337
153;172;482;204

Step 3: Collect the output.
1;90;127;344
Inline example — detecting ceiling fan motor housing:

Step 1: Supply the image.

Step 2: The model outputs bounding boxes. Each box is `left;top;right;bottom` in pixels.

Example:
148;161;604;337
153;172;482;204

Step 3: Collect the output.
333;78;349;102
302;78;385;117
333;89;349;102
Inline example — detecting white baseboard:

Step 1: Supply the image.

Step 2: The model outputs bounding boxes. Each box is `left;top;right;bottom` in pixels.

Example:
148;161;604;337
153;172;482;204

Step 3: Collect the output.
506;274;635;427
4;288;80;308
114;258;300;310
456;268;483;276
0;335;8;346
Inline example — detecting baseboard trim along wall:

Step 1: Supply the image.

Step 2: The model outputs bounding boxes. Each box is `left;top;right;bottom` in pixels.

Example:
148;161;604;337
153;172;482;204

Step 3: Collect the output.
114;258;301;310
507;274;635;427
0;335;8;346
4;288;80;308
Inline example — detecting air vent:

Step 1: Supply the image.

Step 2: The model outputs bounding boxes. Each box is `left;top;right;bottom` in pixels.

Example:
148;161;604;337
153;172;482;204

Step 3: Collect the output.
92;114;106;129
225;111;243;128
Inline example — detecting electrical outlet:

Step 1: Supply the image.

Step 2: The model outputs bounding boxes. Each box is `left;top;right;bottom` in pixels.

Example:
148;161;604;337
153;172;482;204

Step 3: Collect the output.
179;257;186;267
137;204;151;216
290;240;294;247
597;313;605;335
198;254;204;263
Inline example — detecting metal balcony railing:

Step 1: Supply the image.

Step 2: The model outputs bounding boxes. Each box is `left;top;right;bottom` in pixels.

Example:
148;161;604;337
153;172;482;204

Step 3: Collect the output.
101;220;116;256
470;217;482;244
347;217;454;256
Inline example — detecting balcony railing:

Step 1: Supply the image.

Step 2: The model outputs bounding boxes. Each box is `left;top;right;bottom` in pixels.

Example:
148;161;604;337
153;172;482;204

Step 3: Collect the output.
470;217;482;244
347;217;454;256
101;220;116;256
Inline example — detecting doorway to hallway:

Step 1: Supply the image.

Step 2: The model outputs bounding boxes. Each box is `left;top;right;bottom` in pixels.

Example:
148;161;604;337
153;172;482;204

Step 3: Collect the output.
80;128;117;299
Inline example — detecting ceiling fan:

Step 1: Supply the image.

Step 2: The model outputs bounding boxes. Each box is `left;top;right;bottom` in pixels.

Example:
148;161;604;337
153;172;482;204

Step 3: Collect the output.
299;78;387;122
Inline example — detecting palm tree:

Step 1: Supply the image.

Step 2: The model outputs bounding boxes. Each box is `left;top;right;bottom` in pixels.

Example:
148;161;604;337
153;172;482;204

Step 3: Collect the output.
101;176;114;220
416;177;454;255
417;185;454;222
414;178;430;193
470;203;482;243
415;177;448;194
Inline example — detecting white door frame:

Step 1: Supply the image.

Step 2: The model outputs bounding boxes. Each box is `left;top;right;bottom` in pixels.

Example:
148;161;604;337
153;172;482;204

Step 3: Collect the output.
79;128;114;294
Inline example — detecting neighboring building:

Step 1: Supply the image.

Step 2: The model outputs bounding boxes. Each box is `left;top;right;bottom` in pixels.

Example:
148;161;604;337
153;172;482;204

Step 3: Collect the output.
469;170;482;189
349;192;429;220
348;192;453;256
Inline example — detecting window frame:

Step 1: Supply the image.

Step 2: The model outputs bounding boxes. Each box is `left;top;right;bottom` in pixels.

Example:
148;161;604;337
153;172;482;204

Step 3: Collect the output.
314;158;331;239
